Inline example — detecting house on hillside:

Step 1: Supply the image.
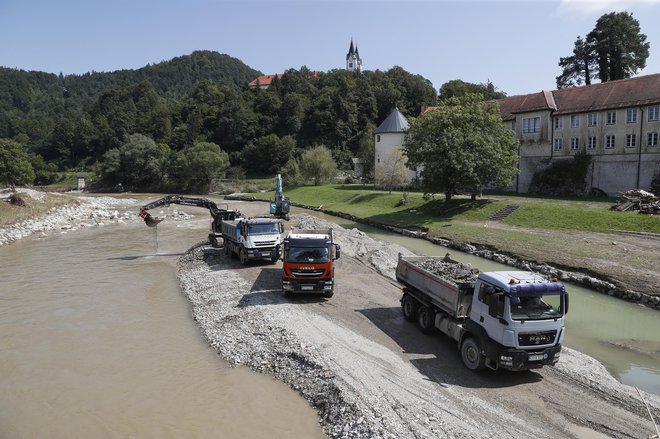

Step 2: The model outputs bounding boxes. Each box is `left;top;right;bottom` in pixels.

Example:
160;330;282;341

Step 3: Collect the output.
247;74;283;89
498;74;660;195
374;108;418;186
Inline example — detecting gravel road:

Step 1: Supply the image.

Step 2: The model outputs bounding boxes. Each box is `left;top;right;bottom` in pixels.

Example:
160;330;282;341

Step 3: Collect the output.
177;204;660;439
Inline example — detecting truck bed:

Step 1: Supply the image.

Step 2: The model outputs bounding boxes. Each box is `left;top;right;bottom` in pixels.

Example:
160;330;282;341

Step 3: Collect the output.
395;254;475;318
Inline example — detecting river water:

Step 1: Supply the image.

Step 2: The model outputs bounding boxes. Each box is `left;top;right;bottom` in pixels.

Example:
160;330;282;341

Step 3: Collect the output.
322;214;660;396
0;215;325;438
1;200;658;438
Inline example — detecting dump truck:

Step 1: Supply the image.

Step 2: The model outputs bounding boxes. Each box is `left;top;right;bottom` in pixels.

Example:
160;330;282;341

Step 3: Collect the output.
221;217;284;265
396;254;569;371
281;228;340;297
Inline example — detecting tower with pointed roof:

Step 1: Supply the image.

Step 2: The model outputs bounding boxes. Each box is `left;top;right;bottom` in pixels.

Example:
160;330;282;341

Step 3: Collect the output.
346;39;362;73
374;107;419;186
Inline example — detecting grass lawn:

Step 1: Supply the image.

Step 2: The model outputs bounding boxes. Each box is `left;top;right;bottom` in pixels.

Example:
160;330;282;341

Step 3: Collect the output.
245;184;660;235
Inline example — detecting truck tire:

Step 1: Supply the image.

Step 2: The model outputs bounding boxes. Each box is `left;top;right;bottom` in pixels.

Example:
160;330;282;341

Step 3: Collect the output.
401;294;419;322
323;290;334;298
239;247;248;265
416;306;435;334
224;242;229;256
461;337;486;371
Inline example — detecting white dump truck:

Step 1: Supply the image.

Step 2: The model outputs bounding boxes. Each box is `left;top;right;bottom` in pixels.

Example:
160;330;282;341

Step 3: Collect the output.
221;217;284;265
395;254;569;371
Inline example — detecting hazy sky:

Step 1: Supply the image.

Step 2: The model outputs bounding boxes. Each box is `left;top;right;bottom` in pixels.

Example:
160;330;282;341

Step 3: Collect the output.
1;0;659;96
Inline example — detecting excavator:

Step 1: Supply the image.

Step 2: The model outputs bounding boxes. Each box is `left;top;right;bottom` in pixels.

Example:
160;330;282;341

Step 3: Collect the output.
269;174;291;221
138;195;242;247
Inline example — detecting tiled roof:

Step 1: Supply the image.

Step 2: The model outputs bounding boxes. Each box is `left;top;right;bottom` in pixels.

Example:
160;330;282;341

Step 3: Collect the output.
496;73;660;119
375;108;409;133
247;74;283;87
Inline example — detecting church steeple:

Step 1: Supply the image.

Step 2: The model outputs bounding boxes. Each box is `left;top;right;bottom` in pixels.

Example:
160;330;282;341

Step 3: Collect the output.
346;38;362;73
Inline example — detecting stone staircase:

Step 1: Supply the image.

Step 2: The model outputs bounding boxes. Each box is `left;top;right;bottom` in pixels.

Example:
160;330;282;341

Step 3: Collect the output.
489;204;520;221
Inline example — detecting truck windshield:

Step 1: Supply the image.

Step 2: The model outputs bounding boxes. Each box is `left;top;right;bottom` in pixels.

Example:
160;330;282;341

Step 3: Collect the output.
510;295;563;321
285;246;330;263
247;223;279;235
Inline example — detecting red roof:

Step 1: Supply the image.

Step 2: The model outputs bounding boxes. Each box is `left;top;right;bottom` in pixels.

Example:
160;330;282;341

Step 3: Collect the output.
496;73;660;119
247;74;283;87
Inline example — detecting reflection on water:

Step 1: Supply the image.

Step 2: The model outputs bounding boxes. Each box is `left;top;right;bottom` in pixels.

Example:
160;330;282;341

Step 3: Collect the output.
321;213;660;396
0;216;325;438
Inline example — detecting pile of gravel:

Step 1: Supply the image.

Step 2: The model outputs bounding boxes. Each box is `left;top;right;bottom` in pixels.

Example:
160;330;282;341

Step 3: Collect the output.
411;258;479;285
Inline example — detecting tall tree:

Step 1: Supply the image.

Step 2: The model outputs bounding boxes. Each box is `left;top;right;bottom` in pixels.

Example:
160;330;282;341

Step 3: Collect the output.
375;147;409;193
557;12;650;88
587;12;650;82
0;139;35;190
403;95;518;200
299;145;337;186
556;36;597;88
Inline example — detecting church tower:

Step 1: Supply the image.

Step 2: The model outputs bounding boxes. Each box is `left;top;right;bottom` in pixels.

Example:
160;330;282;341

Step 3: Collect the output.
346;39;362;73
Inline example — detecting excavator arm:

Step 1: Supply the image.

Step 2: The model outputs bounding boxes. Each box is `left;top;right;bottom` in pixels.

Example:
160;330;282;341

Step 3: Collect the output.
138;195;238;227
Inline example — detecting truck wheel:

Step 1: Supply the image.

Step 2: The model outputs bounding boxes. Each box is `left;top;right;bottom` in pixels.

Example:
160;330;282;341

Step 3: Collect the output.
401;295;419;322
224;242;230;256
323;290;334;298
461;337;486;371
416;306;435;334
239;247;248;265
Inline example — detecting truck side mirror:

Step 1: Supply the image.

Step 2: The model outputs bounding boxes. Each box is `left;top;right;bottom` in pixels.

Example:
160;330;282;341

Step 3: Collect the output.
563;294;569;315
279;223;284;234
334;244;341;260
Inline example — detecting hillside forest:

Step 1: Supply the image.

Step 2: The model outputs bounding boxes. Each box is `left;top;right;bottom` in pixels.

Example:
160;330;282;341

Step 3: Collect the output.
0;50;441;192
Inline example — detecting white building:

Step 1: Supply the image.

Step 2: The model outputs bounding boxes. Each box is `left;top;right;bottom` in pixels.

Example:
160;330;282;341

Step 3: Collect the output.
374;108;418;185
346;39;362;73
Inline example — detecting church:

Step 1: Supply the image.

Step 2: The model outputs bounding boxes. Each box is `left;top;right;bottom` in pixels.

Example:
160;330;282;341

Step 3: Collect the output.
346;39;362;73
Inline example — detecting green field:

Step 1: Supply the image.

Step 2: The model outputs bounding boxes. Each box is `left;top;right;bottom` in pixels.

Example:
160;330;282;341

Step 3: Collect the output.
246;184;660;235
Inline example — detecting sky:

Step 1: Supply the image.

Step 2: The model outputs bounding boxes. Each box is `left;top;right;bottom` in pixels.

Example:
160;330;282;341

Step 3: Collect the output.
1;0;660;97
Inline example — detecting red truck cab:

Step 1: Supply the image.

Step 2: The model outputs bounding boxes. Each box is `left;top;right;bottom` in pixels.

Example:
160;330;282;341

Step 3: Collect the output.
281;228;340;298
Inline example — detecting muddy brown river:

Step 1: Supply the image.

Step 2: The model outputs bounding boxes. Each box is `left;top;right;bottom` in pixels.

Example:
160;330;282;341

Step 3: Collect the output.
0;213;325;438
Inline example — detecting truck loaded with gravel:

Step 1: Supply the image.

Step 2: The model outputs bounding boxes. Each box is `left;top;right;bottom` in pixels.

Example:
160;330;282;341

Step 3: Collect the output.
221;217;284;265
396;254;569;371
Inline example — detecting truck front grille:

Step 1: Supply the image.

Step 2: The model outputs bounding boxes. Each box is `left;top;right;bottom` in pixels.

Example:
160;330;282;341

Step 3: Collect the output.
518;331;557;346
291;269;326;277
254;240;277;247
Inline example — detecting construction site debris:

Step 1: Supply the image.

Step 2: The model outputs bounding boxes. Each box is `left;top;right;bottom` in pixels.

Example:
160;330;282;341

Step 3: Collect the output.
611;189;660;214
411;257;479;284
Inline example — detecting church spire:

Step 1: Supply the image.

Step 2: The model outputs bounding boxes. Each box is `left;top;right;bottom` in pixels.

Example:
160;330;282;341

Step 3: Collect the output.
346;38;362;73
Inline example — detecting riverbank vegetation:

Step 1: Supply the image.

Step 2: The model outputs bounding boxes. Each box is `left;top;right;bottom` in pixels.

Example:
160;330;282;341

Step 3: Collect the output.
0;192;77;227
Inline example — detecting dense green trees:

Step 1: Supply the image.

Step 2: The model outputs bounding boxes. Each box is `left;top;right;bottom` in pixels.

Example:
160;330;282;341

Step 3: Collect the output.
403;95;518;200
0;139;35;190
556;12;650;88
438;80;507;101
170;142;230;193
0;52;442;192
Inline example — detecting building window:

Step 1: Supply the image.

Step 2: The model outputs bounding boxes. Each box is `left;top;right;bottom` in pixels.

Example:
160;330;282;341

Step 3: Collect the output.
626;108;638;123
523;117;541;133
570;115;579;128
605;135;616;149
349;63;353;68
376;135;380;142
588;113;597;127
511;121;516;130
553;138;563;151
554;117;563;129
606;111;617;125
587;136;597;149
570;137;579;150
626;134;636;148
649;106;660;121
648;132;659;147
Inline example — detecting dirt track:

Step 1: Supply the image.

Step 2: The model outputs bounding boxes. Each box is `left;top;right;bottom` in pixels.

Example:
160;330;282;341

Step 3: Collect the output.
177;201;660;439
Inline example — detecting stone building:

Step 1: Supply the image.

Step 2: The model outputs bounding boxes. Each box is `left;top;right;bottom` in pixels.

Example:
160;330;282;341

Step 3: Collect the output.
499;73;660;195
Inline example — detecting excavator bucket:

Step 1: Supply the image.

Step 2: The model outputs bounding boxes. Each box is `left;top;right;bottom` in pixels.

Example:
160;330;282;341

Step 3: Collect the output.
143;214;164;227
138;208;164;227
